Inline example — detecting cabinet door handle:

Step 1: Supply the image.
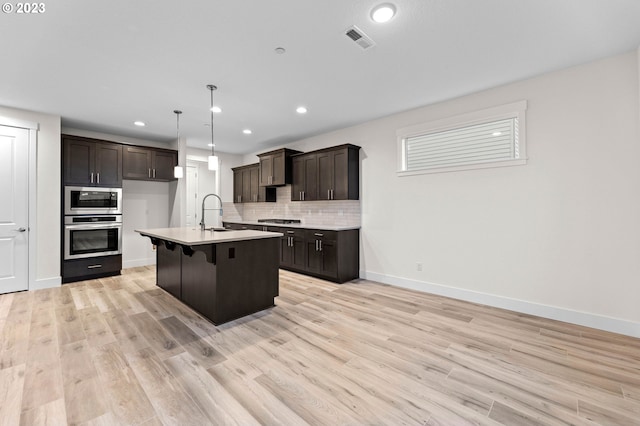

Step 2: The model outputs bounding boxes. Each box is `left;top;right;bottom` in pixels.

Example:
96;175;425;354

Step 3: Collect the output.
148;168;151;178
314;233;324;237
302;191;305;201
331;189;334;200
97;173;100;184
327;190;330;200
315;239;319;251
87;264;103;269
289;237;293;247
319;240;323;251
153;169;156;178
90;172;94;183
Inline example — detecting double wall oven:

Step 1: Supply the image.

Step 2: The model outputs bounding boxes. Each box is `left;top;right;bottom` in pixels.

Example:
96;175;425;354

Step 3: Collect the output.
63;187;123;281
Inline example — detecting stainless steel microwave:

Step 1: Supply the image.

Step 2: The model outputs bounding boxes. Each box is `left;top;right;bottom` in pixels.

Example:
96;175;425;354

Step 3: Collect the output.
64;186;122;215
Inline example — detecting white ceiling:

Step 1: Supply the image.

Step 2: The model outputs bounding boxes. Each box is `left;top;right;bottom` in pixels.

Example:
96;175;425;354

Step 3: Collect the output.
2;0;640;154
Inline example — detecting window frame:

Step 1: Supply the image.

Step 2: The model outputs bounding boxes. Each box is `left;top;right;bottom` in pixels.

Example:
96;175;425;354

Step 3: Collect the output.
397;100;527;176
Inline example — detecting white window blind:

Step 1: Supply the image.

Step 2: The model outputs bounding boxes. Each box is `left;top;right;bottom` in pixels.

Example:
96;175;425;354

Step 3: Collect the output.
406;118;518;170
397;101;527;175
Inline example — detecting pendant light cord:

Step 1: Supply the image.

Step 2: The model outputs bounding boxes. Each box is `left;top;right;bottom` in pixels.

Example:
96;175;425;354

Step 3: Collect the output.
174;110;182;140
207;84;217;157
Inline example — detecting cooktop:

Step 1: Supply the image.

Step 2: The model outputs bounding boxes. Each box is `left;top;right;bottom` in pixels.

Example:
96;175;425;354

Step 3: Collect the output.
257;218;302;224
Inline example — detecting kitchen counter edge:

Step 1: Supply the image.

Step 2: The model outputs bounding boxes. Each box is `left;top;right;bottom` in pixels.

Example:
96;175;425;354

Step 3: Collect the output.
136;227;283;246
223;221;361;231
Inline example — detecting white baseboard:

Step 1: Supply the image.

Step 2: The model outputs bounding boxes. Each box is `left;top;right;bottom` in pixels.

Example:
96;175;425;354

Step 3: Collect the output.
31;276;61;290
123;258;156;269
361;271;640;339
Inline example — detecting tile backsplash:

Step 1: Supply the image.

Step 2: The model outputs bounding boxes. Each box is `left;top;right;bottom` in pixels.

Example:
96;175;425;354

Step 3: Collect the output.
223;185;361;227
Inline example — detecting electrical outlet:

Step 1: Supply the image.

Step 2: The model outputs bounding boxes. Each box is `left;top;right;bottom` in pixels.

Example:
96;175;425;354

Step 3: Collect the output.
416;262;422;271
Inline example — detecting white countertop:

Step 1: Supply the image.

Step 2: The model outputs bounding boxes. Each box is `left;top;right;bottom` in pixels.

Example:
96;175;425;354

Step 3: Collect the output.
224;220;360;231
136;227;283;245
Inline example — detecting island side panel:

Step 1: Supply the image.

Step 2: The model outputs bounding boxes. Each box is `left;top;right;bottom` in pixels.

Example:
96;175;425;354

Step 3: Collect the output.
181;245;218;322
156;241;182;299
215;237;280;324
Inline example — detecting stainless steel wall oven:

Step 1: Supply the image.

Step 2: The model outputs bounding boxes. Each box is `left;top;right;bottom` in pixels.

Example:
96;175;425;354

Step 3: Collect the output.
64;215;122;260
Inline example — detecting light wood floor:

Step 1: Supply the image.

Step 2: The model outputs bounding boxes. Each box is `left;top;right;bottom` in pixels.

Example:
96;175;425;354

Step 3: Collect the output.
1;267;640;425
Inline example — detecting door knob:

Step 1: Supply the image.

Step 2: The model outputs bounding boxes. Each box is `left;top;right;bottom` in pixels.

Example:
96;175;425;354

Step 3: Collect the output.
14;227;26;232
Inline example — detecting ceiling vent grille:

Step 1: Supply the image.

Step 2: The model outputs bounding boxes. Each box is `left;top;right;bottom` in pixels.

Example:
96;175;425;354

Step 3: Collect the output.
345;25;375;50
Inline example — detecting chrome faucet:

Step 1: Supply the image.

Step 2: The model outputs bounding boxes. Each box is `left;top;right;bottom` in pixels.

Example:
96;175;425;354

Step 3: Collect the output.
200;193;223;231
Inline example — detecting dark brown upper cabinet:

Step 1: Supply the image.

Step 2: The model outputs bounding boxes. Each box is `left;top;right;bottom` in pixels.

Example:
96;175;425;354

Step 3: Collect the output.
122;146;177;181
317;145;360;200
291;153;318;201
258;148;302;186
291;144;360;201
232;163;276;203
63;135;122;187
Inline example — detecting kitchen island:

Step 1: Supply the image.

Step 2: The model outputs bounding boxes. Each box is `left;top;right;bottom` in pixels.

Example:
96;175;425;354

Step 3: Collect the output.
136;227;282;325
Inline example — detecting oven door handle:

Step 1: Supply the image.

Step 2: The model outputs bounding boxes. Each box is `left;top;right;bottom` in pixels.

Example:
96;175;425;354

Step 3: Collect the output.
64;223;122;230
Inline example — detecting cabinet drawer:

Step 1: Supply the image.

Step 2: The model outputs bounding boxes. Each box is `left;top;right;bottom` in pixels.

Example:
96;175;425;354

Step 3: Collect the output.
63;255;122;282
305;229;337;241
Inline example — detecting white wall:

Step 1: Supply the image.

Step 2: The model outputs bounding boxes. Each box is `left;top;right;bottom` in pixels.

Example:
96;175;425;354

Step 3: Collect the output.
0;106;61;287
186;147;244;202
122;180;170;268
237;50;640;336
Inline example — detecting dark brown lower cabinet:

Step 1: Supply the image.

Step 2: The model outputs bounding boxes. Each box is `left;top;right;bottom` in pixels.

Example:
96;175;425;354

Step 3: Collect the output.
285;228;358;283
280;228;307;271
306;230;338;279
223;223;359;283
62;255;122;283
151;237;279;325
156;242;181;299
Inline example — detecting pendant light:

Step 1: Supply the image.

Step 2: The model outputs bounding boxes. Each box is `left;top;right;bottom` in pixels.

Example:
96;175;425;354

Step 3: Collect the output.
207;84;219;171
173;110;184;178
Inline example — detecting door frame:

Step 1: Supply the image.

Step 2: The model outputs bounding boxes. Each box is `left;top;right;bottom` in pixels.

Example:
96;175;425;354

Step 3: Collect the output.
0;116;38;291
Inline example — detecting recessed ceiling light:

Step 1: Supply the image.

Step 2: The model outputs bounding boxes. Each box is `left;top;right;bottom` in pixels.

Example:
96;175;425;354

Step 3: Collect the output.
275;47;286;54
207;143;215;147
243;129;252;135
134;121;146;127
371;3;396;23
210;106;222;113
296;106;308;114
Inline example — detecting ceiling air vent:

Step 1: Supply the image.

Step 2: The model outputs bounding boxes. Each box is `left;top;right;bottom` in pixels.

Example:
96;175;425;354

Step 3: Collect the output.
345;25;375;50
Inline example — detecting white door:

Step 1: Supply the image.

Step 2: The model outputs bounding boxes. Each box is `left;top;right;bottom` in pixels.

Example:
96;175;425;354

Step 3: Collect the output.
0;125;30;293
186;165;198;227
